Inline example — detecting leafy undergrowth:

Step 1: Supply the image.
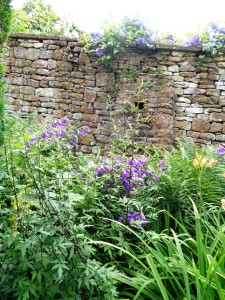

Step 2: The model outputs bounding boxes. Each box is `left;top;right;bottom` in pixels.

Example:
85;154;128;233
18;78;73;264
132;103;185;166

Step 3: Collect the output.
1;116;225;299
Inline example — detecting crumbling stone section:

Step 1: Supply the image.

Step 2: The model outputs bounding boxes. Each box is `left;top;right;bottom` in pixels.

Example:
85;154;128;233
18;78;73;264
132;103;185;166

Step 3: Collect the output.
3;33;225;152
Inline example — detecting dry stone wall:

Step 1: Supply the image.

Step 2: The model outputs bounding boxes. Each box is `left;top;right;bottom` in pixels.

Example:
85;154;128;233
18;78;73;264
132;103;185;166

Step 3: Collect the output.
3;33;225;152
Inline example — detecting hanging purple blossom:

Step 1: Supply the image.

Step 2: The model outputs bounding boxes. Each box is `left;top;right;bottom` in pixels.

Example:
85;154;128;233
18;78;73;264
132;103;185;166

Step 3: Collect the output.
95;48;104;57
183;35;201;47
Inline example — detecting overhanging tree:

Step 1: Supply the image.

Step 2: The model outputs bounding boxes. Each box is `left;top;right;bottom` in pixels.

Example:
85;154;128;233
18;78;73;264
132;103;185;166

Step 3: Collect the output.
11;0;82;36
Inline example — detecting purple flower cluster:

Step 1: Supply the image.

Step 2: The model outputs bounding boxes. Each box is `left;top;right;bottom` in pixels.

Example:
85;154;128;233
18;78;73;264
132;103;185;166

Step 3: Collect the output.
24;118;89;152
95;48;104;57
118;207;147;228
95;155;165;193
96;166;114;177
77;126;91;136
215;145;225;162
90;32;103;41
183;35;201;47
135;35;153;46
216;145;225;155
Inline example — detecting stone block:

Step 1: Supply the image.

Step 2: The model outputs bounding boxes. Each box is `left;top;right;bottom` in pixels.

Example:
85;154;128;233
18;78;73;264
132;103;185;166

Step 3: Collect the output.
32;60;48;68
180;63;195;72
96;73;115;87
175;120;191;130
168;65;179;72
185;107;203;114
192;119;210;132
79;53;90;64
210;113;225;122
36;88;54;97
52;49;63;60
84;88;96;102
210;122;222;132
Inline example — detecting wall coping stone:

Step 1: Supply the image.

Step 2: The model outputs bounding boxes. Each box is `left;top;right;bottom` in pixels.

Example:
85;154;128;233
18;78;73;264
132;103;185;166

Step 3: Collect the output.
8;33;208;53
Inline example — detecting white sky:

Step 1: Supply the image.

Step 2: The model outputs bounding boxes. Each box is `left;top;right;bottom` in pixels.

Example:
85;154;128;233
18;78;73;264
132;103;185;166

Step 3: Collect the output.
11;0;225;35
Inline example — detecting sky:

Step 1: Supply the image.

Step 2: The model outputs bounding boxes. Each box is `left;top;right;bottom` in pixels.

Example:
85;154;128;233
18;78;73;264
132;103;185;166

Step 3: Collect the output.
11;0;225;36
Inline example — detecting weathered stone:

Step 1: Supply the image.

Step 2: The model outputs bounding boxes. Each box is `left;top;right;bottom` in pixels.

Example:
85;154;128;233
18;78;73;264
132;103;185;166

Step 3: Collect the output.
196;73;208;79
79;53;90;64
178;97;191;104
14;47;27;58
199;133;215;140
84;89;96;102
172;75;184;81
36;88;54;97
185;107;203;114
32;60;48;68
25;48;41;60
96;73;115;87
36;69;50;76
210;122;222;132
180;63;195;72
208;73;219;81
56;61;73;71
27;79;40;87
52;49;63;60
171;51;185;57
192;119;210;132
210;113;225;122
168;65;179;72
81;106;94;114
175;120;191;130
218;62;225;68
215;135;225;141
206;89;220;96
78;133;95;146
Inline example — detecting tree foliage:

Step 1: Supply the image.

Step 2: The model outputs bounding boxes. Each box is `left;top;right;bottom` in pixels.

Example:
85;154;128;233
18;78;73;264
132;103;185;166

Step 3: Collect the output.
0;0;12;145
11;0;82;36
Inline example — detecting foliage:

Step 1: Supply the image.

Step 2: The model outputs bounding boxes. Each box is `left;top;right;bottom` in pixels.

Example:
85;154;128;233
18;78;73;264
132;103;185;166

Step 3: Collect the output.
84;17;154;68
0;0;12;145
95;201;225;299
11;0;82;37
1;115;225;298
0;116;122;299
150;138;225;230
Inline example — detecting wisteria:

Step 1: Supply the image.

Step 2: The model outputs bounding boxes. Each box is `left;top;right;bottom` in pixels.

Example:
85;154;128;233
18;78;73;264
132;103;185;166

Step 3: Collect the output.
183;35;201;47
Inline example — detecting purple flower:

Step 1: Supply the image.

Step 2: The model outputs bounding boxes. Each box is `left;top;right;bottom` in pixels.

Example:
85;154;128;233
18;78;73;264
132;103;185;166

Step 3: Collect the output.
41;131;54;139
183;35;201;46
136;37;146;45
77;126;91;136
119;209;148;227
218;27;225;34
153;176;160;182
96;166;114;177
52;118;69;128
27;136;37;145
118;217;123;222
216;145;225;155
158;160;166;171
95;48;104;57
210;23;219;31
70;137;77;145
146;35;153;44
90;32;103;41
126;156;148;167
55;129;67;137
